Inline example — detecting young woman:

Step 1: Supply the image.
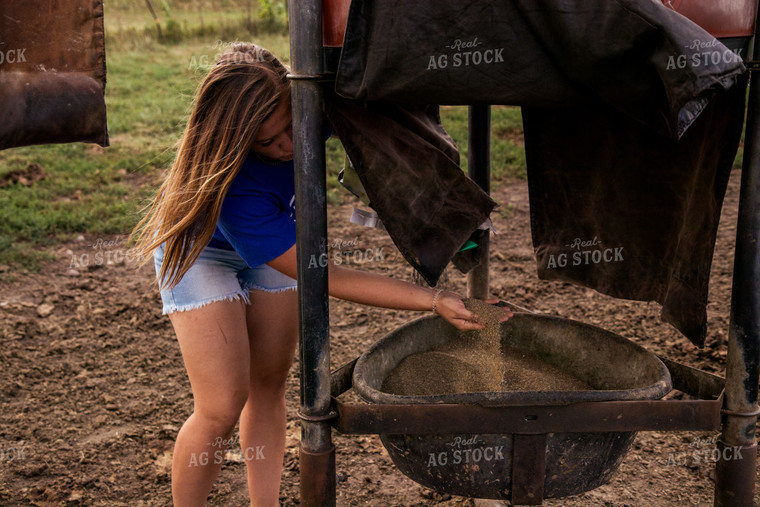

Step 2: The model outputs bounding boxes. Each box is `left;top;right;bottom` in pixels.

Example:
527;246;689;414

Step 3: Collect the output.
131;43;510;506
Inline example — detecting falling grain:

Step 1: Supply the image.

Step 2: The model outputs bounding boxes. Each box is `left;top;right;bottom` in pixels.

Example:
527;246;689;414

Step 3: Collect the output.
382;299;591;395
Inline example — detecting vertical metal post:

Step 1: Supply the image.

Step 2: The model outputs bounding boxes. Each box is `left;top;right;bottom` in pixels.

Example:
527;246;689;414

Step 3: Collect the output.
288;1;336;505
467;105;492;299
715;9;760;505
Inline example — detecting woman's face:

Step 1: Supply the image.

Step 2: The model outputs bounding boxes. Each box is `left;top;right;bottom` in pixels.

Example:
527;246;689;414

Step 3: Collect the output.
251;98;293;163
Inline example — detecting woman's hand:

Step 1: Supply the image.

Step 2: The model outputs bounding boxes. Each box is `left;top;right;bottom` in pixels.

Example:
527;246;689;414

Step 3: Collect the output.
434;291;513;331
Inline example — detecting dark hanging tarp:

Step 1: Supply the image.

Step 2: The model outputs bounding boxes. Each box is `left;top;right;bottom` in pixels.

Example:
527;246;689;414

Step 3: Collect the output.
0;0;108;150
325;96;496;286
336;0;746;136
523;81;746;346
334;0;748;346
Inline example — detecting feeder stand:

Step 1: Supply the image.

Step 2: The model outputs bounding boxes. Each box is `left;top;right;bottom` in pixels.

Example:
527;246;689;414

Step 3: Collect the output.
288;0;335;504
716;7;760;505
467;104;491;301
289;1;760;505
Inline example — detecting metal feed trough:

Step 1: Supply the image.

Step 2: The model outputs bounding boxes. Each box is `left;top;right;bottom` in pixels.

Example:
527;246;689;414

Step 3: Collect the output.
288;1;760;505
349;313;675;501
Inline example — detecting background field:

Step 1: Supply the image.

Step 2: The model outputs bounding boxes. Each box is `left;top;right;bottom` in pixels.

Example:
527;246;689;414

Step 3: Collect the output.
0;2;755;506
0;0;526;274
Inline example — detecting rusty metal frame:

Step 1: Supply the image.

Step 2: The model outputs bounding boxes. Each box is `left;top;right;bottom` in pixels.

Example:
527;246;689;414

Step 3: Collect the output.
329;357;723;436
511;434;547;505
328;357;725;506
715;4;760;506
290;1;760;505
332;396;723;435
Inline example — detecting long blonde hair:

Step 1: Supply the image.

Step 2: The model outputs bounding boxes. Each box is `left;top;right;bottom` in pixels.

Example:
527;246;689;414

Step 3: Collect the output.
130;44;289;288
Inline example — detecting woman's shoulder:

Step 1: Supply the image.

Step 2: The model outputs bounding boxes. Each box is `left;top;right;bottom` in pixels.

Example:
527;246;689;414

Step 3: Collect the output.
227;154;293;196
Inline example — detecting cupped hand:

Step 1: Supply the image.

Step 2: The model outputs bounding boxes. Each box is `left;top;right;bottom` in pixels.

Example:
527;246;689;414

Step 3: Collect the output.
434;292;513;331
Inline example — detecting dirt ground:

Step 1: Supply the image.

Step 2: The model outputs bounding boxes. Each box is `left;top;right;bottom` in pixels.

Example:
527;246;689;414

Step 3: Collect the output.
0;166;757;506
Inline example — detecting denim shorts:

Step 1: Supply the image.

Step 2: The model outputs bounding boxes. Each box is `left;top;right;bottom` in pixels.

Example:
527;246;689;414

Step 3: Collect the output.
153;243;297;314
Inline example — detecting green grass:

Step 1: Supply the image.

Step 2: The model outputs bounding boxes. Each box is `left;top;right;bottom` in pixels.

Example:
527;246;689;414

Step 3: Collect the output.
0;1;525;273
441;105;526;181
1;2;749;274
104;0;288;49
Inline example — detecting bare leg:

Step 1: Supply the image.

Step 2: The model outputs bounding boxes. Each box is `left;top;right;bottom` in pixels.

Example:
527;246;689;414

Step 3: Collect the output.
168;299;251;507
239;289;299;507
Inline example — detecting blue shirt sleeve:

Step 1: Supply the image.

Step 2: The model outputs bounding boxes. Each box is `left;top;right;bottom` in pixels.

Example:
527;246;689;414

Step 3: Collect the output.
215;188;296;268
210;124;331;266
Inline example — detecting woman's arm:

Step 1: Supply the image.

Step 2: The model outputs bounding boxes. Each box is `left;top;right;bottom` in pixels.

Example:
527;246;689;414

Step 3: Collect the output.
268;245;511;331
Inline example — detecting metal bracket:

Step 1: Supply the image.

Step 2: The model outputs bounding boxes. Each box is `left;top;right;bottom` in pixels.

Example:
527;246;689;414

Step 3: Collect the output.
286;72;336;82
746;60;760;72
721;404;760;418
297;409;339;422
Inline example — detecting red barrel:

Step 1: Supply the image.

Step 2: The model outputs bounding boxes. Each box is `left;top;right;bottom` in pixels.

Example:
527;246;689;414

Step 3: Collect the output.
661;0;757;37
322;0;351;47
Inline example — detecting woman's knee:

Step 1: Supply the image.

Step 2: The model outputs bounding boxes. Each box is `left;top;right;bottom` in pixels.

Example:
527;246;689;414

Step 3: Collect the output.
250;364;291;398
193;386;250;430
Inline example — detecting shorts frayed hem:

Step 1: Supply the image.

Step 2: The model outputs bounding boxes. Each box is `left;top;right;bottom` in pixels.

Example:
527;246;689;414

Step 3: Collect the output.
247;284;298;294
162;291;251;315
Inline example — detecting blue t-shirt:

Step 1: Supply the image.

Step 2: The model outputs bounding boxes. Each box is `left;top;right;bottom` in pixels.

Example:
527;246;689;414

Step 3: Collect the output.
207;154;296;267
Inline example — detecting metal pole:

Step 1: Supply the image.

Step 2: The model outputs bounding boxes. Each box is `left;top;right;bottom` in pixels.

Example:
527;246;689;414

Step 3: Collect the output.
288;1;336;505
715;9;760;505
467;105;492;300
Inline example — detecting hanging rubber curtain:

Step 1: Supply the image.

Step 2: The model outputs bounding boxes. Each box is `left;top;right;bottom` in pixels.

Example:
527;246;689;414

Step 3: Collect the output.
325;96;496;287
336;0;746;135
0;0;108;150
334;0;749;346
